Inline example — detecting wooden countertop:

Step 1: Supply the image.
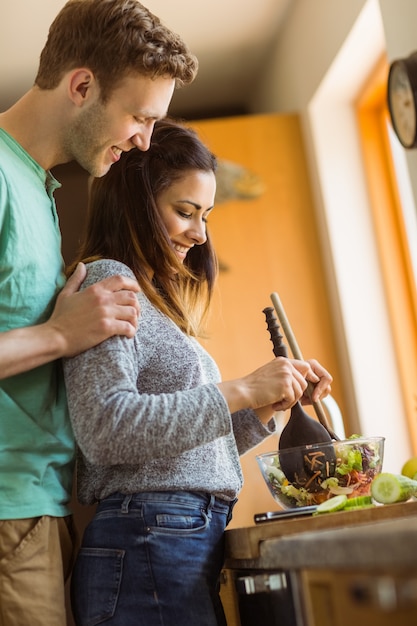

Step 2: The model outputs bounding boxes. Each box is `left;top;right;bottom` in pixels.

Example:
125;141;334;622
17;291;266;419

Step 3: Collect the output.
225;500;417;567
246;515;417;571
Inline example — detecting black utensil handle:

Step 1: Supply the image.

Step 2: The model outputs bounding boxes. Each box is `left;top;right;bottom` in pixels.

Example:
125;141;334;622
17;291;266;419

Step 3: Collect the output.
263;307;288;358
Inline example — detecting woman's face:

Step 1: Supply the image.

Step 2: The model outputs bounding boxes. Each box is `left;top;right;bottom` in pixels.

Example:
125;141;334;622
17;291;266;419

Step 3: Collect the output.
157;169;216;263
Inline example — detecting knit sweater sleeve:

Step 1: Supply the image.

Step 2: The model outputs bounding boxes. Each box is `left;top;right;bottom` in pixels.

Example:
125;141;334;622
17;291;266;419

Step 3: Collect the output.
231;409;276;455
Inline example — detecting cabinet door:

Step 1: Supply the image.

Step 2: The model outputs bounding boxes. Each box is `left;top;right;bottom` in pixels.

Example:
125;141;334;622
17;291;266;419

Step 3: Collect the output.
300;569;417;626
220;569;241;626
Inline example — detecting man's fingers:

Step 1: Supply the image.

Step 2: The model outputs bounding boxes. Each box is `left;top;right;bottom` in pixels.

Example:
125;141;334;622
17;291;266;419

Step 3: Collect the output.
62;262;87;294
102;274;141;294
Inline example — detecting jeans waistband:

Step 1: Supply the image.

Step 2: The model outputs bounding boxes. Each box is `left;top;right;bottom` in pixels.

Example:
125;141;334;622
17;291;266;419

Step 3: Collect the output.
100;491;236;521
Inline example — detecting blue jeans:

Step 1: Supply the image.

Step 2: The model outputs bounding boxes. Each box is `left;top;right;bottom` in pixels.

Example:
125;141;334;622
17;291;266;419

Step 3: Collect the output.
71;491;236;626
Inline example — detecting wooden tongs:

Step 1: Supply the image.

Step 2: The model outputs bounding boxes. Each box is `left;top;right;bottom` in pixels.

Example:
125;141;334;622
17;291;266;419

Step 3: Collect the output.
270;291;340;441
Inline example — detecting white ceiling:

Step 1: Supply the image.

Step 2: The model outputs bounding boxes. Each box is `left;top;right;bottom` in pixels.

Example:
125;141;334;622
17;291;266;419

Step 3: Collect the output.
0;0;291;119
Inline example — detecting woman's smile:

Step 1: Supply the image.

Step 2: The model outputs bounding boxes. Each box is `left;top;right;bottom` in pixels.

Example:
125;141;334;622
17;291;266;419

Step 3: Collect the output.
157;169;216;263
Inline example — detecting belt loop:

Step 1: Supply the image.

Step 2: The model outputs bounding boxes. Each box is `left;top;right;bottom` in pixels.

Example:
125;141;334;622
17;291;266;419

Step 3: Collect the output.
227;498;238;525
205;494;215;517
121;494;132;513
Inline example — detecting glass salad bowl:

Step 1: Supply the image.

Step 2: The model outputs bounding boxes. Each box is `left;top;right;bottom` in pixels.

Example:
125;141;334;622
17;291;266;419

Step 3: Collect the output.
256;436;385;509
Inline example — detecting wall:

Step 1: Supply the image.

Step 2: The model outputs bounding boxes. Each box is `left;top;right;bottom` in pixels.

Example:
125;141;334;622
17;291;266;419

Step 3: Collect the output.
379;0;417;222
53;162;89;266
250;0;367;113
246;0;417;470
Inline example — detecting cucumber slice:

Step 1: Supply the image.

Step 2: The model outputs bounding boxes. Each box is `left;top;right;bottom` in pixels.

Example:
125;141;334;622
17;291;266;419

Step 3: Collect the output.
343;505;376;511
315;494;347;514
344;495;373;508
371;473;417;504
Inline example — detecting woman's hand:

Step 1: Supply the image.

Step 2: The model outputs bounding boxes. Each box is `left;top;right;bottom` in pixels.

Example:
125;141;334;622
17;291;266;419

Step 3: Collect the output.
299;358;333;404
218;356;332;418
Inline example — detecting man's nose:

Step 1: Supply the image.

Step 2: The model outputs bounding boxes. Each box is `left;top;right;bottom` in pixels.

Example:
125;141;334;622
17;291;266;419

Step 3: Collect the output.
131;122;155;152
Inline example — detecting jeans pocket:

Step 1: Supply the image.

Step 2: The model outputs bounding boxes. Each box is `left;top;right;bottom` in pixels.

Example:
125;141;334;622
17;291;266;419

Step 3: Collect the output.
71;547;125;626
153;507;209;535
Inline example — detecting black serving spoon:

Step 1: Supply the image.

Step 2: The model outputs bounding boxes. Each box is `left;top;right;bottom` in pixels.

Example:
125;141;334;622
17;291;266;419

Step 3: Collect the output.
263;306;337;491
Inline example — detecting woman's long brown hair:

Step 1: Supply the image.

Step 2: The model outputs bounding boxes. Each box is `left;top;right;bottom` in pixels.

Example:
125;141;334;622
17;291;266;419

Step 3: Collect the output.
68;118;218;336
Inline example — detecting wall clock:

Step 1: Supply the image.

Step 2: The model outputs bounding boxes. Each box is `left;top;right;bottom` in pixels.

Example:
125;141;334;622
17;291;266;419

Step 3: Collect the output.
387;51;417;149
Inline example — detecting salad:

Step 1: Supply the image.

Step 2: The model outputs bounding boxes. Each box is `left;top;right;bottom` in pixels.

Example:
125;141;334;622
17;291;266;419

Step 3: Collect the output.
258;436;384;507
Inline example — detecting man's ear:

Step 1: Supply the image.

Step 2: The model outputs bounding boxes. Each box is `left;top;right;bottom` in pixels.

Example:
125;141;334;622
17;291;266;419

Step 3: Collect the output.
68;69;96;105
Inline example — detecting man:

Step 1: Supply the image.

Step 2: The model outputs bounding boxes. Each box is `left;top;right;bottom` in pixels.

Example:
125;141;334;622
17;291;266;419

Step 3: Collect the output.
0;1;197;623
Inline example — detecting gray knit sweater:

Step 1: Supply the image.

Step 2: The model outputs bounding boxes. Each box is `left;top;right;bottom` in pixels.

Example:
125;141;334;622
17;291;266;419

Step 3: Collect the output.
63;260;275;505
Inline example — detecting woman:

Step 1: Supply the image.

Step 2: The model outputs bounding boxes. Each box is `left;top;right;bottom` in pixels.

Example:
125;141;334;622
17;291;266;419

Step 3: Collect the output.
64;118;332;626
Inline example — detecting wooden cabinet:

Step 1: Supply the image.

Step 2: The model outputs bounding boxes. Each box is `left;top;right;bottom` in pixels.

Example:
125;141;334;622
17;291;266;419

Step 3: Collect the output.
223;504;417;626
300;569;417;626
220;569;241;626
220;567;417;626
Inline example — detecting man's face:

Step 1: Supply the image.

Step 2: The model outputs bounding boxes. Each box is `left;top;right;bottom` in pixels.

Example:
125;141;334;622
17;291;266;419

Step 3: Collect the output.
63;73;176;177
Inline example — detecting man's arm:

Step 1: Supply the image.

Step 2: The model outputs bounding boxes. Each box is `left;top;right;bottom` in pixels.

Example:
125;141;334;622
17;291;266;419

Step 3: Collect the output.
0;263;140;380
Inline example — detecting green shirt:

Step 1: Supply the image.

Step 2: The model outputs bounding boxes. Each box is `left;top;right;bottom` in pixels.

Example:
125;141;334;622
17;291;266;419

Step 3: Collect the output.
0;129;74;519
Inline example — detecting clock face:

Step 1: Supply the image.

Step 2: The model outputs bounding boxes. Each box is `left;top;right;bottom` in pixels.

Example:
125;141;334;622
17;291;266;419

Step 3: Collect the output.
388;61;416;148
